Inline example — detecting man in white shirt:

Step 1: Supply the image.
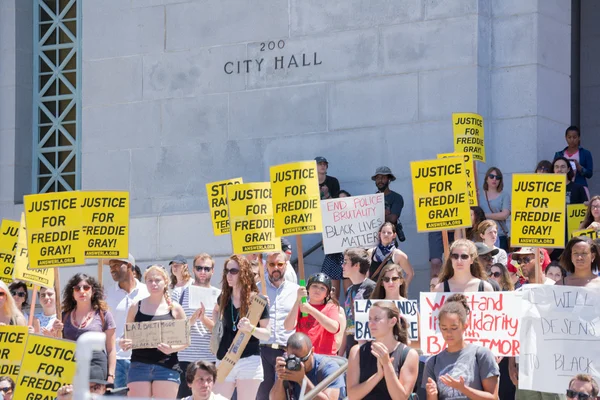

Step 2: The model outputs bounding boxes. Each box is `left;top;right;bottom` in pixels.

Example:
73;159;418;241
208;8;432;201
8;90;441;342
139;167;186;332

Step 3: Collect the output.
105;253;149;389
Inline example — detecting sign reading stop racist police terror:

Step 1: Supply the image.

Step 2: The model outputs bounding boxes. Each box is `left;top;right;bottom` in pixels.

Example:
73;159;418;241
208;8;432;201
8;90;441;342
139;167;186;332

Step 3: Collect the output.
81;191;129;258
0;219;19;285
410;158;471;232
24;192;83;268
511;174;566;248
0;326;28;381
437;152;478;207
13;213;53;288
453;112;485;162
227;182;280;254
270;161;323;236
14;334;76;400
207;178;243;236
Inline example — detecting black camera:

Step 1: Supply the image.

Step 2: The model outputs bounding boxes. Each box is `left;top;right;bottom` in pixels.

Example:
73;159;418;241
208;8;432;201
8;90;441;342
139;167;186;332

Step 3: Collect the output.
396;221;406;242
285;355;302;371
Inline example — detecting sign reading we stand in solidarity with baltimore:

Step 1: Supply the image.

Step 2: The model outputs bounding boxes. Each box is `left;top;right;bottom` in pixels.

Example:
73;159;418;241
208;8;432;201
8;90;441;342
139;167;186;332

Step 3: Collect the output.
207;177;243;236
410;157;471;232
453;112;485;162
0;219;20;284
227;182;279;254
511;174;566;248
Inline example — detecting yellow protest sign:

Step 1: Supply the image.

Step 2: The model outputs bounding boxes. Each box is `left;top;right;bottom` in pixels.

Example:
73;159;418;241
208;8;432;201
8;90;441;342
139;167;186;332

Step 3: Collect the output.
410;158;471;232
0;326;28;381
13;213;54;288
571;228;599;240
453;112;485;162
81;191;129;258
206;178;243;235
0;219;19;285
24;192;83;268
227;182;280;254
14;334;76;400
567;204;588;238
511;174;566;248
270;161;323;236
437;152;478;207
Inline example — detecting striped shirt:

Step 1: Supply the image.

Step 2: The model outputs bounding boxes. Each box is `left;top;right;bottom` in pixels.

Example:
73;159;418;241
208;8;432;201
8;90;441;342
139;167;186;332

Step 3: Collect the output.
175;285;220;363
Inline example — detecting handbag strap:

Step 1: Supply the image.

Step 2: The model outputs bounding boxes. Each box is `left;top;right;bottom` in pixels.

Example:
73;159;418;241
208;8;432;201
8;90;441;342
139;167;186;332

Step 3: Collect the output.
370;250;395;280
484;192;509;237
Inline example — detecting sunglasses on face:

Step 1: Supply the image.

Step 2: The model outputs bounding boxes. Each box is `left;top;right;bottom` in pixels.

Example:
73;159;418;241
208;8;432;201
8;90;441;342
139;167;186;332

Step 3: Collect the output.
489;271;501;278
225;268;240;275
11;291;26;298
382;276;401;283
0;387;12;394
0;292;6;298
74;285;91;292
566;389;592;400
194;266;212;272
268;262;286;268
515;257;532;265
480;255;493;262
488;174;502;180
450;253;470;261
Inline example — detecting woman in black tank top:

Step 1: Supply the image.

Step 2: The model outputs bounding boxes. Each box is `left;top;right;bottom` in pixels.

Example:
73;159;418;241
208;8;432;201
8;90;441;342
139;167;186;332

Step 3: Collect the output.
433;239;493;293
120;265;188;399
347;301;419;399
369;222;414;285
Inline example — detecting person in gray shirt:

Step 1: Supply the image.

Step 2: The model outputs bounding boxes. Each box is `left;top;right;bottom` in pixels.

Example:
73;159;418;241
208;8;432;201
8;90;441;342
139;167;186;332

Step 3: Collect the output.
422;294;499;400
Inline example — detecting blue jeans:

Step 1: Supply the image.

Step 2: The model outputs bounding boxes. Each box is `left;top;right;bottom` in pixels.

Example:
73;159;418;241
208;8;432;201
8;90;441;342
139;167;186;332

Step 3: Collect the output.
115;359;130;389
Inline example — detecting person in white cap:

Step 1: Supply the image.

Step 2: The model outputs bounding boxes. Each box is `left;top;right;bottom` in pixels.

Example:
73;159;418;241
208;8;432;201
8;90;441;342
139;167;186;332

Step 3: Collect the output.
105;254;149;389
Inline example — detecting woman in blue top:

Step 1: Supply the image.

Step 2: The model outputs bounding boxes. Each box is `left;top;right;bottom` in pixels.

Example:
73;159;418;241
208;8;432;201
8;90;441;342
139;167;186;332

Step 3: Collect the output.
554;125;593;188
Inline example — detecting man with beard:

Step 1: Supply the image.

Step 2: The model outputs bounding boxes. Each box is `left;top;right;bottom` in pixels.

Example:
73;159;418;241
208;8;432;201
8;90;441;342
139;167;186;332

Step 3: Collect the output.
256;251;300;400
174;253;221;398
105;254;149;389
372;166;404;225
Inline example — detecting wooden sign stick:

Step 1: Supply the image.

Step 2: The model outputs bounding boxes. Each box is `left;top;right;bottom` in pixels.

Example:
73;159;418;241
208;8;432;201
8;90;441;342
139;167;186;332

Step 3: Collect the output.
97;259;103;285
442;231;450;262
28;286;38;326
54;268;62;338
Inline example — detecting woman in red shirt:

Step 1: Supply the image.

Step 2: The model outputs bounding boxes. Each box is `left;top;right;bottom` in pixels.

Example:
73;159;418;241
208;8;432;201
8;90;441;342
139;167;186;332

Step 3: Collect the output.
284;273;340;355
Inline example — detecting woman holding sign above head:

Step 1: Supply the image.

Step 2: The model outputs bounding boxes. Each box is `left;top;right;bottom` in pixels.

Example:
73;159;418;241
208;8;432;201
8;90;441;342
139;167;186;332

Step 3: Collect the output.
347;301;419;400
368;222;414;286
422;294;499;400
479;167;511;251
433;239;494;292
119;265;188;399
212;255;270;400
0;281;26;326
579;195;600;230
557;236;600;287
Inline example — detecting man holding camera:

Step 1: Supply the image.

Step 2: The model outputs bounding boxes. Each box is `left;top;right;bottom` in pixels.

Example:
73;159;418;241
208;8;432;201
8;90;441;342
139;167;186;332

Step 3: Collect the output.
270;333;344;400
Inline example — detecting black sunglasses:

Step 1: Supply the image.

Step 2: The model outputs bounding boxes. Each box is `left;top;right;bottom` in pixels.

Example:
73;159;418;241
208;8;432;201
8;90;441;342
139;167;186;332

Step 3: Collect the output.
11;291;26;298
450;253;470;260
382;276;401;283
567;389;592;400
194;266;212;272
225;268;240;275
0;387;12;393
488;174;502;180
480;254;493;261
488;271;501;278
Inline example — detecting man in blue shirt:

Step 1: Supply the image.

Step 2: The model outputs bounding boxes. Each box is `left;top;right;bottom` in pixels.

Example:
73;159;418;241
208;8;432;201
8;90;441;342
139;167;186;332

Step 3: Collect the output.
270;333;345;400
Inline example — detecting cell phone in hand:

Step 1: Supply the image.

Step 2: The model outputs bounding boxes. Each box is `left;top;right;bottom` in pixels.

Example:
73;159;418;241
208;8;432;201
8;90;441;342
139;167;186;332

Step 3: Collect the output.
569;160;576;171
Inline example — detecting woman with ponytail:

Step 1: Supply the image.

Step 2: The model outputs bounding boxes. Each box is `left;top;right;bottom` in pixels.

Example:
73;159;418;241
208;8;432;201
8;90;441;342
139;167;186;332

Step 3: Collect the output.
120;265;188;399
423;294;499;400
347;301;419;400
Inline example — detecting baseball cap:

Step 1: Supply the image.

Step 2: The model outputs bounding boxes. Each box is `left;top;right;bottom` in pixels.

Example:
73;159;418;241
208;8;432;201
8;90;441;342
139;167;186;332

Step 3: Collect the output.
169;255;187;265
475;242;499;257
281;238;292;254
513;247;536;255
314;156;328;164
371;166;396;181
109;253;135;266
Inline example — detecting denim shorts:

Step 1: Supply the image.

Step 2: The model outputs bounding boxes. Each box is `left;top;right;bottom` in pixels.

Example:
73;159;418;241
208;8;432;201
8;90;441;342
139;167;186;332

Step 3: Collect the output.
127;361;181;384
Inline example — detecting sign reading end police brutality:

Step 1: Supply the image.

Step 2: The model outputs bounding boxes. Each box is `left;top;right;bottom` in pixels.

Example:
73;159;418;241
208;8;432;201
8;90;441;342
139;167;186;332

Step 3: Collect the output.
511;174;566;248
453;113;485;162
411;158;471;232
24;192;83;268
81;191;129;258
270;161;323;236
207;178;243;236
227;182;279;254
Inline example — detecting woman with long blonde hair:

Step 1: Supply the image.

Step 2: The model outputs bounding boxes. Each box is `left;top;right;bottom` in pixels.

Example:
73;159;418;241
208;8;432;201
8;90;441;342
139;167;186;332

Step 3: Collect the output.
0;281;26;326
212;255;270;400
120;265;188;399
433;239;493;292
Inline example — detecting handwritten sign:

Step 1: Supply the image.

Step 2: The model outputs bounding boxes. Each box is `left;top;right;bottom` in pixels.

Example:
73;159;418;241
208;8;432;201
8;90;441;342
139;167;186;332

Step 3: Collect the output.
270;161;323;236
567;204;587;238
437;153;478;207
14;335;76;400
511;174;566;248
410;158;471;232
227;182;279;254
0;326;28;381
321;194;385;254
206;178;243;235
81;191;129;258
125;319;190;349
519;285;600;394
0;220;19;285
452;112;485;162
13;213;53;288
571;229;599;240
420;292;522;356
354;299;418;341
24;192;83;267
